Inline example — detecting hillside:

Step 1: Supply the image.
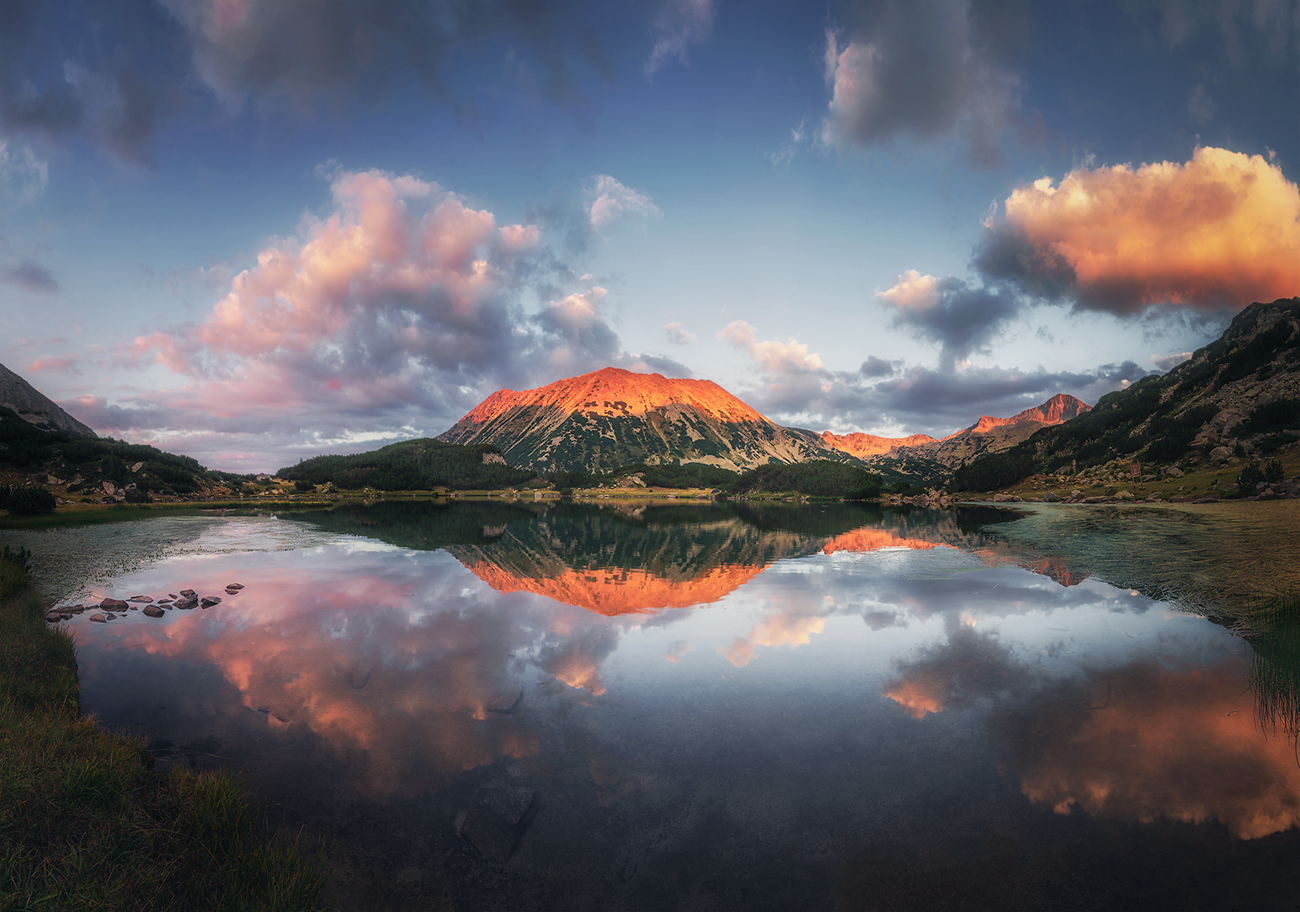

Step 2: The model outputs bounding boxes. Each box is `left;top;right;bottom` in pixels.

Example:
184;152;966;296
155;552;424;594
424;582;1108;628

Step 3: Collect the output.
819;431;937;459
0;362;96;438
276;439;538;491
957;298;1300;490
437;367;853;473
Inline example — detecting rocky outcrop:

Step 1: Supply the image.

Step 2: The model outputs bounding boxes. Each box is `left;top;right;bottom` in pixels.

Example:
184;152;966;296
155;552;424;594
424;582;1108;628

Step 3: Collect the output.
0;362;97;437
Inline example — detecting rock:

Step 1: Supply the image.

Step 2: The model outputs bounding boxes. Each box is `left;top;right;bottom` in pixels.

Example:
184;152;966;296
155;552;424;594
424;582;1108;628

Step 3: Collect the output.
102;481;117;495
179;589;196;597
143;605;165;618
1209;446;1232;462
1084;496;1108;504
1165;467;1185;478
200;596;221;608
1146;493;1163;501
100;597;129;610
459;781;538;861
130;462;144;473
1115;490;1134;500
157;599;173;604
88;613;108;623
127;596;153;603
486;683;523;714
173;596;198;610
1043;491;1060;502
44;610;64;622
1192;496;1220;504
1170;495;1193;503
226;583;244;590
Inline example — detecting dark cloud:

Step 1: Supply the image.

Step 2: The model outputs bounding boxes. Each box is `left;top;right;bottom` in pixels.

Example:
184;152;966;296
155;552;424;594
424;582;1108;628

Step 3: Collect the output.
736;358;1150;438
859;355;897;378
1;259;57;293
822;0;1030;165
878;273;1022;367
163;0;611;114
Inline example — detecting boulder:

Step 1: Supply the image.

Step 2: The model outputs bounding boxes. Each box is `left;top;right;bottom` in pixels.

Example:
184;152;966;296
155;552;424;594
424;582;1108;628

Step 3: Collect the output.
486;684;523;714
143;605;165;618
100;597;129;610
200;596;221;608
173;596;199;610
179;589;196;597
88;613;108;623
226;583;244;590
102;481;117;495
459;781;538;861
44;610;64;622
1043;491;1060;502
1209;446;1232;462
127;596;153;603
1165;466;1185;478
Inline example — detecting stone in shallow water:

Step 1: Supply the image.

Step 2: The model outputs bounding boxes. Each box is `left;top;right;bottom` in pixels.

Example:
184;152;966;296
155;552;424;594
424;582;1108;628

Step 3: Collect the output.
459;781;537;861
486;683;523;714
127;596;153;603
100;597;128;610
173;596;198;610
44;610;64;622
143;605;165;618
179;589;196;597
225;583;244;590
200;596;221;608
88;613;108;623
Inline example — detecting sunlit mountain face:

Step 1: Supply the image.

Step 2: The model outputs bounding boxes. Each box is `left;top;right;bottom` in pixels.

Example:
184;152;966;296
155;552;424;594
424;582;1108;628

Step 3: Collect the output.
18;500;1300;910
436;366;850;472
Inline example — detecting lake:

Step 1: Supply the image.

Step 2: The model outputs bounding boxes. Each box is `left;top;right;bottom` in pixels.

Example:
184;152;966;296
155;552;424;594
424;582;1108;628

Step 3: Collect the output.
5;499;1300;911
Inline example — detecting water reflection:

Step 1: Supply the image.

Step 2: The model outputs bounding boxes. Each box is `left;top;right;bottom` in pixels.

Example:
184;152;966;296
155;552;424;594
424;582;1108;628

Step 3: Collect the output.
30;501;1300;909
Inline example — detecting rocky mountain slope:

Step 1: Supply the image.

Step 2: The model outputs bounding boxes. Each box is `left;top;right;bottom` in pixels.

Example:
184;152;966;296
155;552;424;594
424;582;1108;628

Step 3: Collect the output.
981;297;1300;484
0;362;96;437
888;394;1091;469
437;367;852;473
819;431;937;459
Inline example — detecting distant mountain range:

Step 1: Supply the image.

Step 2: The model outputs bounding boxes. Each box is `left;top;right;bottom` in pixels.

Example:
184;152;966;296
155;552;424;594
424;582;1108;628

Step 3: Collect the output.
0;362;96;438
438;366;1087;475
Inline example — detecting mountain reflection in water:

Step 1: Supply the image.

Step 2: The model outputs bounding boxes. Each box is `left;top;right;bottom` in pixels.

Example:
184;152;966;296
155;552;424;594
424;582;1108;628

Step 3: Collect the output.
28;501;1300;910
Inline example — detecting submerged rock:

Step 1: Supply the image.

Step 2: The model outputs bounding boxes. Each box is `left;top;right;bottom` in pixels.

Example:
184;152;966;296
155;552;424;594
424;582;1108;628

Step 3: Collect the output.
127;596;153;603
143;605;165;618
486;683;523;714
100;597;128;610
88;613;108;623
200;596;221;608
459;781;538;861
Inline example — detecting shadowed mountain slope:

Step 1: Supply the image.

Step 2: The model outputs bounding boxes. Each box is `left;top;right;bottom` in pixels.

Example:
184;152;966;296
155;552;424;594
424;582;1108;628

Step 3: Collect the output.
0;362;96;438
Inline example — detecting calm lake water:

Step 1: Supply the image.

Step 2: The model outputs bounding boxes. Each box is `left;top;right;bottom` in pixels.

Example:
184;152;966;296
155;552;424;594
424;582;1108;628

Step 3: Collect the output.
6;500;1300;911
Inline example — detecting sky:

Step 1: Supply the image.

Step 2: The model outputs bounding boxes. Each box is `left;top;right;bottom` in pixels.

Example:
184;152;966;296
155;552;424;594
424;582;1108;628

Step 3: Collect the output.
2;0;1299;473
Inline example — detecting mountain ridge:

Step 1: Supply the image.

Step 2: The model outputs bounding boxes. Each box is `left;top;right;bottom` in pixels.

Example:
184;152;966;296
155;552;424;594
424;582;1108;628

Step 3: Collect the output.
0;362;97;438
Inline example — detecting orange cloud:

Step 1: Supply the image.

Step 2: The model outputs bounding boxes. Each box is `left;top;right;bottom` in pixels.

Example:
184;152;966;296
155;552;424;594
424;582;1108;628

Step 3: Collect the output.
719;602;826;667
719;320;824;374
989;146;1300;313
1005;661;1300;839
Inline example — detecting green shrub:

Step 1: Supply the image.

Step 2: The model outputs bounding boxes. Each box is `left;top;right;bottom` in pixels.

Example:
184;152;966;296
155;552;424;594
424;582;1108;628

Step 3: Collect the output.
0;485;57;516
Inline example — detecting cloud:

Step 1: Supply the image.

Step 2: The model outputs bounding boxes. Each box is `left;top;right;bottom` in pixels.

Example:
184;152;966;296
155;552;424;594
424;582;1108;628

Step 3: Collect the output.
163;0;610;113
859;355;897;378
975;147;1300;315
645;0;714;76
588;175;662;232
1;259;57;293
111;166;674;470
877;269;1021;367
820;1;1023;165
719;320;824;374
884;623;1030;718
0;141;47;202
665;322;695;345
1188;84;1214;123
731;358;1145;439
1150;352;1193;372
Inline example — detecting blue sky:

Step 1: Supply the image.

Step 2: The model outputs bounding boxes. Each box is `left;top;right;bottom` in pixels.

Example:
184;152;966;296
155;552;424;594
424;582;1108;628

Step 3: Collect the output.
2;0;1299;472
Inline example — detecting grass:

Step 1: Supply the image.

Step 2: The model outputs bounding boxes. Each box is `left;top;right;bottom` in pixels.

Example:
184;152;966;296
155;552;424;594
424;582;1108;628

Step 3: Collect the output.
0;546;330;911
1246;592;1300;746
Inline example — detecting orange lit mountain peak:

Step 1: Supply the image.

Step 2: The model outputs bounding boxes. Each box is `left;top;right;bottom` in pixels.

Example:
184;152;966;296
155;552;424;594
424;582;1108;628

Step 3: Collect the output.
439;367;843;472
819;431;938;459
458;367;769;426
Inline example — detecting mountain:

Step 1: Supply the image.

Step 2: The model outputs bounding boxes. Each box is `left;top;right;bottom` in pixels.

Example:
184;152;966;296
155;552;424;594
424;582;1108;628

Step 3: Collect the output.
818;393;1090;471
0;362;96;438
819;431;937;459
437;367;851;473
961;297;1300;488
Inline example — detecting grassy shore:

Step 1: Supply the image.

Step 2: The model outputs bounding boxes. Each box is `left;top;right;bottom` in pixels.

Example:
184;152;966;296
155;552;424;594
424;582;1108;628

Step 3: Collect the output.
0;546;329;911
